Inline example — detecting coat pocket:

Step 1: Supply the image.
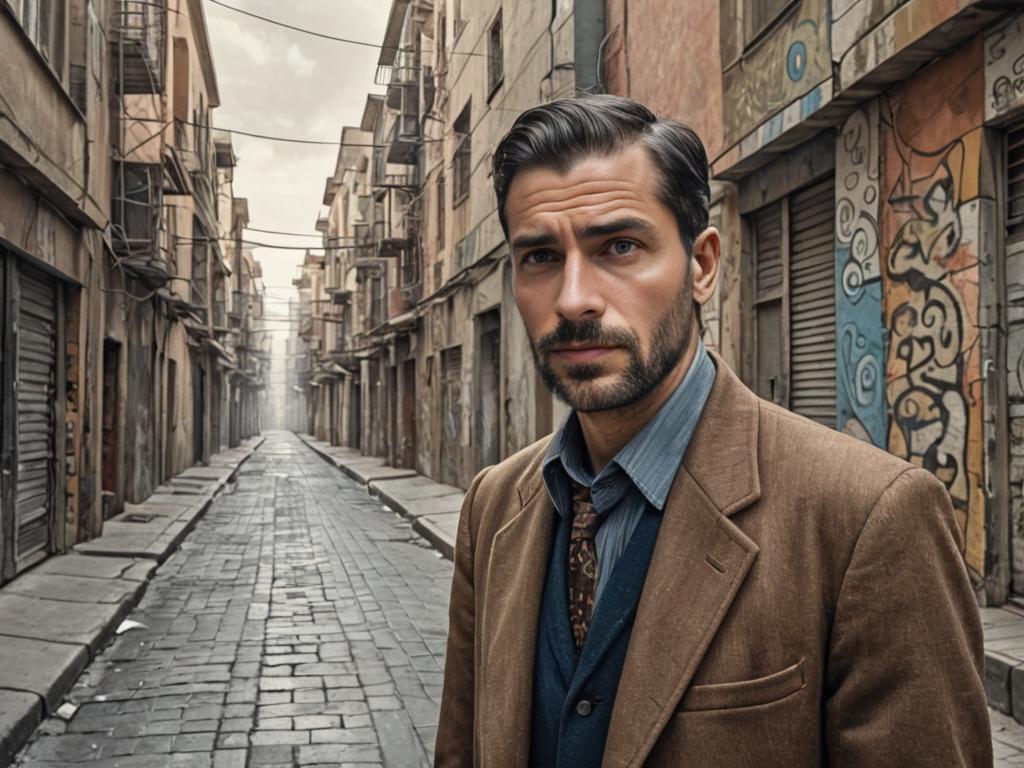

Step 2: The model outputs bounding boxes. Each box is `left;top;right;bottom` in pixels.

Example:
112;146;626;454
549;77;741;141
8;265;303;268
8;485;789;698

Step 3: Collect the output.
676;658;806;712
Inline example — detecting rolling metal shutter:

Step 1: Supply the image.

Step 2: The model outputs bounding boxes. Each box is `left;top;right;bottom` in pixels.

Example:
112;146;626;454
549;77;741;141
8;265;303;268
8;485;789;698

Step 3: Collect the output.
754;204;783;298
14;263;57;566
1009;121;1024;241
788;177;836;426
753;203;785;405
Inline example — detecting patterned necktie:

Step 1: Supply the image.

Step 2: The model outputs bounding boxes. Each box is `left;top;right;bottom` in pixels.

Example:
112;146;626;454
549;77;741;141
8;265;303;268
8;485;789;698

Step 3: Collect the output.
568;482;602;653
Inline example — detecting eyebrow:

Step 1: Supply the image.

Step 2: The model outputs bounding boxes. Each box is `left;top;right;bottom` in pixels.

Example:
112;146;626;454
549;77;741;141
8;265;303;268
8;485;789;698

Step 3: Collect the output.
579;217;655;240
510;217;655;252
511;232;559;251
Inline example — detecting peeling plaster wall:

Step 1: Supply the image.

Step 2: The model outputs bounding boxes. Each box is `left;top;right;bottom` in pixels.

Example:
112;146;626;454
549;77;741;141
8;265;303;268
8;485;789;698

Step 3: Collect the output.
719;0;831;148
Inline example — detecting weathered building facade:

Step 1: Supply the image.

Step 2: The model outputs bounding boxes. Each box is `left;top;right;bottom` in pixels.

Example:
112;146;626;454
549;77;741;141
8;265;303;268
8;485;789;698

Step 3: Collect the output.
293;0;1024;607
0;0;261;586
606;0;1024;605
0;0;112;582
298;0;608;489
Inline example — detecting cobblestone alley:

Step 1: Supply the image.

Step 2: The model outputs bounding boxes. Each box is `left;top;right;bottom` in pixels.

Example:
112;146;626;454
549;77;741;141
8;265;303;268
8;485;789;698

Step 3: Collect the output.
14;433;451;768
12;431;1024;767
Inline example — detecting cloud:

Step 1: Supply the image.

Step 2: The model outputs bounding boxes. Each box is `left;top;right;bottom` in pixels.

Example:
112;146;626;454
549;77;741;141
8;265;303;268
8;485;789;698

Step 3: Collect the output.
207;16;270;66
285;44;317;78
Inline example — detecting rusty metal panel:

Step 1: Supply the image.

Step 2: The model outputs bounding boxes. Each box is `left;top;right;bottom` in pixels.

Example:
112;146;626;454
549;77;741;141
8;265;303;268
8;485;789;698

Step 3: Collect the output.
789;176;836;426
13;261;57;568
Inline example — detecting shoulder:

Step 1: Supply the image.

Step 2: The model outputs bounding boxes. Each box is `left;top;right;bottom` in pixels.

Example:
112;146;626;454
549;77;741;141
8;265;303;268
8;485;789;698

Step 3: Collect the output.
755;400;921;517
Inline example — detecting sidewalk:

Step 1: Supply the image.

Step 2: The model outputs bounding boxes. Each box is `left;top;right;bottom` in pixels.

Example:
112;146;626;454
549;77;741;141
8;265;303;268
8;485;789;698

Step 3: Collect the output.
298;435;463;560
0;436;264;766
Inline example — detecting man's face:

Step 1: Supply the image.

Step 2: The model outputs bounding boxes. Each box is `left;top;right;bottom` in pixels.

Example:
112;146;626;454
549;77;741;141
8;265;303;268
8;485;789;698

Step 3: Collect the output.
506;143;698;412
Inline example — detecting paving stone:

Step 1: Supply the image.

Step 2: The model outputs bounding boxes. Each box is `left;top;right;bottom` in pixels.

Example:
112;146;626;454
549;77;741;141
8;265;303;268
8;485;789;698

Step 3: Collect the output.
0;690;42;765
14;435;454;766
0;634;89;712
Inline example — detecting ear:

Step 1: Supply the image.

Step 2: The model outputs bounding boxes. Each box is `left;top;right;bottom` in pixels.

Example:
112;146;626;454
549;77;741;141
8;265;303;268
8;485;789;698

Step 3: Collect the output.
690;227;721;306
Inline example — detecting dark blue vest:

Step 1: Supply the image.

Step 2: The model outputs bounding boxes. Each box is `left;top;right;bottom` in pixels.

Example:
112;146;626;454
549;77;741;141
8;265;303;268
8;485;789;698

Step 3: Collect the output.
529;506;662;768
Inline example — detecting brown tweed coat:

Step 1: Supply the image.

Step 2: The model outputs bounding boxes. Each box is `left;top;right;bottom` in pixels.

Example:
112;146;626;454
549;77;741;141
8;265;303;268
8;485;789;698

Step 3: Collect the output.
435;353;990;767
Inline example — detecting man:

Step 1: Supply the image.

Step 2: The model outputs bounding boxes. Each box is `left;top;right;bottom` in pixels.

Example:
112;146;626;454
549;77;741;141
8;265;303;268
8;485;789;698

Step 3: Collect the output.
435;95;990;767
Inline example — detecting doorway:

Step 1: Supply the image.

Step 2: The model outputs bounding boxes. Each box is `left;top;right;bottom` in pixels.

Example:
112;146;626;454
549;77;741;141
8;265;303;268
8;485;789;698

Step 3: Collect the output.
102;340;122;519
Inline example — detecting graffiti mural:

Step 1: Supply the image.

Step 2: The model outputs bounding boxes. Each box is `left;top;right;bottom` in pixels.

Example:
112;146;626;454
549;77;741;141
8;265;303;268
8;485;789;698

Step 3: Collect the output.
985;11;1024;123
879;38;987;582
720;0;830;146
835;102;887;447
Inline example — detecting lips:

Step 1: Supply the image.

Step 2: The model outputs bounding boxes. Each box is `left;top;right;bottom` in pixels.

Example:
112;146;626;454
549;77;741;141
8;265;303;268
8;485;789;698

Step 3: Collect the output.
550;346;617;363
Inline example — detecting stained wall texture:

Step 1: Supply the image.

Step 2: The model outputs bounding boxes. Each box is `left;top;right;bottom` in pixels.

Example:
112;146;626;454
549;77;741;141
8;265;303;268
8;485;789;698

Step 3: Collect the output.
719;0;831;147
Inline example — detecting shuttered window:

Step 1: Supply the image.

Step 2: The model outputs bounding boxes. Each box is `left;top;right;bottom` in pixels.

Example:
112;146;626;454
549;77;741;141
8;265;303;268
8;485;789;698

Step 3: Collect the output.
11;261;58;569
789;178;836;425
749;174;837;427
1008;121;1024;241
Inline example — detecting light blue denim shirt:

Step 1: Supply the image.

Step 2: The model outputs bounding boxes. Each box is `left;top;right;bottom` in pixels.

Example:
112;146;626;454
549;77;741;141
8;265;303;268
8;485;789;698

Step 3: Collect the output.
542;341;716;604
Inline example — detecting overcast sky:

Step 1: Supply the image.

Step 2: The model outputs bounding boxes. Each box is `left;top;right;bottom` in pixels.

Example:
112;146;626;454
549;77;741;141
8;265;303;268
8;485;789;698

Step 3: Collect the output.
205;0;390;306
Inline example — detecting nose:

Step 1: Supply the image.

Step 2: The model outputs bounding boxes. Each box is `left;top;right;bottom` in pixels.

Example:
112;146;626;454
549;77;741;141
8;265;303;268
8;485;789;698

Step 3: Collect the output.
553;250;605;322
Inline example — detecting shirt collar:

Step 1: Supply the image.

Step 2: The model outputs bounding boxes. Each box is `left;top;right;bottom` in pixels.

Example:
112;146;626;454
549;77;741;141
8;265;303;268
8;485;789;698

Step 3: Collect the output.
542;341;716;516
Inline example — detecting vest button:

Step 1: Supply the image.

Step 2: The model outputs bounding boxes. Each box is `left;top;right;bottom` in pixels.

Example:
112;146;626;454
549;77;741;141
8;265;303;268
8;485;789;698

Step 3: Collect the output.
576;699;593;717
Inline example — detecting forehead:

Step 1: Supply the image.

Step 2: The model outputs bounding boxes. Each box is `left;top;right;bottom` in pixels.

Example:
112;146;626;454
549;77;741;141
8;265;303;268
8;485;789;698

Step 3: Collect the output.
504;144;669;233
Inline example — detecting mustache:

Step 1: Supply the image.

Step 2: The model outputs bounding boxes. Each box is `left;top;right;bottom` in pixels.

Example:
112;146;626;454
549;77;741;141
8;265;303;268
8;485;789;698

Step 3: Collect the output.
534;319;640;356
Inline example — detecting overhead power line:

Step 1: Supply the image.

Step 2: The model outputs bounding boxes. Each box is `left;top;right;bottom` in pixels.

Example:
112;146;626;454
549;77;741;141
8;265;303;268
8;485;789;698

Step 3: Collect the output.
205;0;489;57
246;226;354;240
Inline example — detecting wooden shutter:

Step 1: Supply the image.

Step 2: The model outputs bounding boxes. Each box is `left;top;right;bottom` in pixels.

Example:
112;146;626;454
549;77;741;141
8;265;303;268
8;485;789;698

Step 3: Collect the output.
14;262;57;566
1008;120;1024;241
788;177;836;426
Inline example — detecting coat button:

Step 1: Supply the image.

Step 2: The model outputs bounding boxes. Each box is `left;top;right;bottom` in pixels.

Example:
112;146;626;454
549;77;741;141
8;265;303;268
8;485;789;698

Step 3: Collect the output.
576;699;593;717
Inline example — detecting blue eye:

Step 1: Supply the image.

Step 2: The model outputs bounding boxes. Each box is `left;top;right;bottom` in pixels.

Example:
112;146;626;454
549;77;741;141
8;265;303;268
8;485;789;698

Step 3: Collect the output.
524;250;556;265
610;240;636;256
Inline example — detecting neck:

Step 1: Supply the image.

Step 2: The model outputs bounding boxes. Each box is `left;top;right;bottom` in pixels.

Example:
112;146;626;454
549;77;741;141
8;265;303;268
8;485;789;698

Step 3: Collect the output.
577;334;699;475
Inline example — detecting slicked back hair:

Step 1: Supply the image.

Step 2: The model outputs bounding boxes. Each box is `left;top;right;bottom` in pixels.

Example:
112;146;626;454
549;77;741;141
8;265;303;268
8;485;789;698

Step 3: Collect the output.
492;95;711;256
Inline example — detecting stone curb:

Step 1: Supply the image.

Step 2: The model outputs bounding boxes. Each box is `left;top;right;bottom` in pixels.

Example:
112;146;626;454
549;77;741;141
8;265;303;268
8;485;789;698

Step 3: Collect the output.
298;434;462;561
0;436;265;768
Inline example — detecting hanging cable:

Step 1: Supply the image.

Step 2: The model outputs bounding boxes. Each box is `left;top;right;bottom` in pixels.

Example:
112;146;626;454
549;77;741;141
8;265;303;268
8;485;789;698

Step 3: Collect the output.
205;0;489;57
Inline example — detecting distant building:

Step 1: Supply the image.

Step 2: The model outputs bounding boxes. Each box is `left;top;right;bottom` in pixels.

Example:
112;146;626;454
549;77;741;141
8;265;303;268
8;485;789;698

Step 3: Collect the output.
299;0;607;489
0;0;262;586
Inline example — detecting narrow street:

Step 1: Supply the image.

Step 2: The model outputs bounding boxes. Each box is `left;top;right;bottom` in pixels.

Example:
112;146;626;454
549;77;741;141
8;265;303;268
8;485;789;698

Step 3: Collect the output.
14;433;450;768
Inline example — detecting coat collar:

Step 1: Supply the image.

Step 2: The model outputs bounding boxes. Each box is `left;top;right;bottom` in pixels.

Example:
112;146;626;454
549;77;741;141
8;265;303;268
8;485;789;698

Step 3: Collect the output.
478;352;762;767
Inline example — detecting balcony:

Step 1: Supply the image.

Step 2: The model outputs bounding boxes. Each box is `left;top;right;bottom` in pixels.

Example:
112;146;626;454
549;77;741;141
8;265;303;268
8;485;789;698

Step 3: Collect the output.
114;0;166;94
386;114;421;166
379;238;410;259
112;161;173;288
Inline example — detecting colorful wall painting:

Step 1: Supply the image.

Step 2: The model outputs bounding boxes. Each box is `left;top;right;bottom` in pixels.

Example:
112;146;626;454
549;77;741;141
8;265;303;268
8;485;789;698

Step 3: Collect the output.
879;37;988;583
835;101;888;447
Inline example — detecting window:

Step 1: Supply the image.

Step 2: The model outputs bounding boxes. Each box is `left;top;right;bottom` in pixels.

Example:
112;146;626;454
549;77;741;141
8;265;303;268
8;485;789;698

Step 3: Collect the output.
453;101;471;206
437;13;447;98
744;0;794;47
436;171;446;249
487;10;503;99
11;0;67;76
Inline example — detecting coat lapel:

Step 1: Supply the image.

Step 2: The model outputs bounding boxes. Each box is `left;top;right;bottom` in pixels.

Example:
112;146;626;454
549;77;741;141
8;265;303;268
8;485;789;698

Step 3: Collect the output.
478;475;556;768
602;354;764;768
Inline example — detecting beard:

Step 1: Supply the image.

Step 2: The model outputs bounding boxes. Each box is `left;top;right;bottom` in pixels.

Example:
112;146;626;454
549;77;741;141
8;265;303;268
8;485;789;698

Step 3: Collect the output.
529;281;695;413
